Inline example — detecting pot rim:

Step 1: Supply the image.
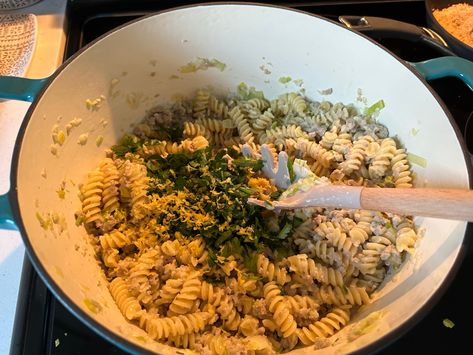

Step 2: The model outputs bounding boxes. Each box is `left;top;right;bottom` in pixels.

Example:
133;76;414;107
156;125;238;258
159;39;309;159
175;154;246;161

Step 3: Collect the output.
9;2;473;354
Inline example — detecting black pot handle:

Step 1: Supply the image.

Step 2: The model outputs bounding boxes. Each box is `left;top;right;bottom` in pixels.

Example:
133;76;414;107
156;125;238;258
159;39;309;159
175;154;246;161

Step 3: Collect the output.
339;15;455;56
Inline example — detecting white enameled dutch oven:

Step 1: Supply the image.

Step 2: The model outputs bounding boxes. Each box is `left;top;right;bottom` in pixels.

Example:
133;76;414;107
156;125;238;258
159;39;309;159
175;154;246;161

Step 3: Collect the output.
1;4;472;354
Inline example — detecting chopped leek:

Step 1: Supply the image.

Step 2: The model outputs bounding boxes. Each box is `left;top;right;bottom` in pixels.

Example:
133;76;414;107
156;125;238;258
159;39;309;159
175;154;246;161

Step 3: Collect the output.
278;76;292;84
407;153;427;168
364;99;385;116
443;318;455;328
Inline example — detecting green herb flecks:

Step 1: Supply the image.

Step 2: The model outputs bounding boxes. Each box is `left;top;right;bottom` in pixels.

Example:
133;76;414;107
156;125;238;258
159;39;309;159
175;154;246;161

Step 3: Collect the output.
111;135;142;157
277;222;292;240
287;157;296;183
243;250;259;274
202;273;225;285
144;146;285;263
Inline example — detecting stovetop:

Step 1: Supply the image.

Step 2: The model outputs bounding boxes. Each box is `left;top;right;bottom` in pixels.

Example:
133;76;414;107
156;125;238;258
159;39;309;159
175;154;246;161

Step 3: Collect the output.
10;1;473;354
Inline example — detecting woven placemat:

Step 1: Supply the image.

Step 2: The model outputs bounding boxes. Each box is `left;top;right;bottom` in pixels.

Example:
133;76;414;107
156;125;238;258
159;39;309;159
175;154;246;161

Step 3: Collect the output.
0;14;37;76
0;1;42;10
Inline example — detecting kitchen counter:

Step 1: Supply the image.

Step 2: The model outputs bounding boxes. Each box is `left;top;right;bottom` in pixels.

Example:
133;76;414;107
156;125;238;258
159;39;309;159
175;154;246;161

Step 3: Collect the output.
0;1;66;353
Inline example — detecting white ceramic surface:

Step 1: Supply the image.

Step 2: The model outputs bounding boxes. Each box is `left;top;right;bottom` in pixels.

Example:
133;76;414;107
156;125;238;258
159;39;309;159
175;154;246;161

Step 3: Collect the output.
9;4;471;354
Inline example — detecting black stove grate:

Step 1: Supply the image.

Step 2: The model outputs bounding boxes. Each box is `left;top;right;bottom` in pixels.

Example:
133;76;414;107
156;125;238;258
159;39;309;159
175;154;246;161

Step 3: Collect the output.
10;1;473;354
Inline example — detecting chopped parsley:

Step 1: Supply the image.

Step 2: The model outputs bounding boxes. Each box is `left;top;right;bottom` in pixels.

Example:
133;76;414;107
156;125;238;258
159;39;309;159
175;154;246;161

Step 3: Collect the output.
202;273;225;285
111;135;142;157
142;146;293;264
287;157;296;183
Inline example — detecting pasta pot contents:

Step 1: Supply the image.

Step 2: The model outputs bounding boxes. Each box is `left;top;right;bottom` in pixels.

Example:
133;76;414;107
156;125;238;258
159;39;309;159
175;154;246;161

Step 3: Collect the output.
77;87;418;354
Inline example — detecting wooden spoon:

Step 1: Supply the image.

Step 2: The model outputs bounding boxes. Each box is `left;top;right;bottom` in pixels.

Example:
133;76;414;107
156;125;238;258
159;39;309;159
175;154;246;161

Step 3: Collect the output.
248;185;473;221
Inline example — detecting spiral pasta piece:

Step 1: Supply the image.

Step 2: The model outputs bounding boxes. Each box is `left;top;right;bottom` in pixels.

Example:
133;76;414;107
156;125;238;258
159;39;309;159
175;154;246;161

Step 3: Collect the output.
227;272;258;295
257;254;291;285
356;235;392;274
296;307;351;345
140;311;211;340
109;277;142;320
167;332;197;349
81;169;104;225
160;239;182;256
340;135;374;174
157;278;185;305
121;160;149;219
332;133;352;155
391;148;413;188
252;109;275;132
196;117;234;133
287;254;344;287
201;333;229;355
208;95;229;119
183;121;208;139
169;277;202;315
316;222;357;256
369;137;396;179
263;125;309;148
127;249;161;305
285;295;320;316
263;282;297;338
247;97;270;111
145;140;186;157
348;225;369;247
200;281;225;306
239;315;262;336
177;237;208;266
100;229;131;249
350;210;374;247
395;219;417;253
99;158;120;214
229;106;254;144
286;93;307;115
179;137;208;153
314;285;370;306
217;294;241;331
320;129;338;150
307;240;349;267
193;90;210;119
296;139;334;168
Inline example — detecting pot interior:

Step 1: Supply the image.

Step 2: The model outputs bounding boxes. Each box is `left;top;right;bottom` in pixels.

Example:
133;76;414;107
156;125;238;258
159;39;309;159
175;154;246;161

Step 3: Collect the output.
13;4;470;354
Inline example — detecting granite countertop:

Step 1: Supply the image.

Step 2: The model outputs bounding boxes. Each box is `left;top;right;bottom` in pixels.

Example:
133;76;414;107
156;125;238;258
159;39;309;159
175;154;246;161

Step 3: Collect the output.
0;1;66;353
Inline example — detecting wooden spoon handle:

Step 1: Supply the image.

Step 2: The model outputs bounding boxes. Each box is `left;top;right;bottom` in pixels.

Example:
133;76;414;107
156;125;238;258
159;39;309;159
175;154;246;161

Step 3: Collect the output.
361;188;473;221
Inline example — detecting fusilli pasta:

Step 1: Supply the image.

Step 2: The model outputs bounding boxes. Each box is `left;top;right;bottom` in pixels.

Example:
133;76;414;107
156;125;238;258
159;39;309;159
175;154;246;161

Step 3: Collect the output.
78;88;419;354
